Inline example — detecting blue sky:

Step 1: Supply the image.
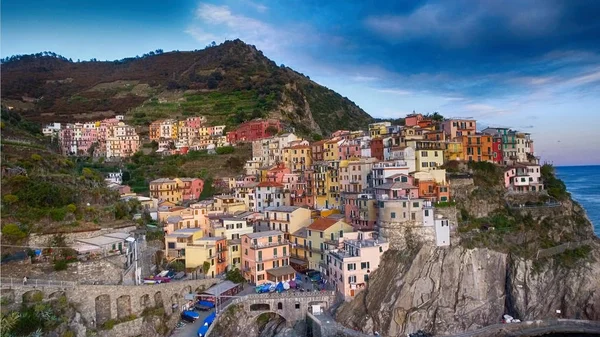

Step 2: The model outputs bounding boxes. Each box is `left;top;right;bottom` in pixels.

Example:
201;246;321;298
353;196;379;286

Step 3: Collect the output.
2;0;600;165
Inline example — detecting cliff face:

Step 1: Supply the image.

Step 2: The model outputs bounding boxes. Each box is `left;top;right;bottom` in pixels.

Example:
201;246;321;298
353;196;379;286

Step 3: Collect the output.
335;244;600;336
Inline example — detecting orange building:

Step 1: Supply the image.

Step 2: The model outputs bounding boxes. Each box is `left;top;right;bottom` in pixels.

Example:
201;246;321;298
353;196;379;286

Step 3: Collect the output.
416;179;450;202
241;230;295;285
458;134;493;162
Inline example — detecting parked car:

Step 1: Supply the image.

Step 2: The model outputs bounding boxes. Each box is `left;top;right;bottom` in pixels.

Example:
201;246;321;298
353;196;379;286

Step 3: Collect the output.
181;310;200;322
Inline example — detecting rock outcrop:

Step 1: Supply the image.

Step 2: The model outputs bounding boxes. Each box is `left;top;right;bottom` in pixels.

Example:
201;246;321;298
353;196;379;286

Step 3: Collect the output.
335;244;600;336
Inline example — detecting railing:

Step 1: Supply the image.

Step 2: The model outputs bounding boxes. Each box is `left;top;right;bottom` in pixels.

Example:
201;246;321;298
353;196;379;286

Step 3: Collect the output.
0;277;77;289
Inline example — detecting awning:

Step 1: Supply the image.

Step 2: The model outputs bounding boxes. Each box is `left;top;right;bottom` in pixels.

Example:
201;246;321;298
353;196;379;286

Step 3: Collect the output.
201;280;240;296
289;257;308;266
266;265;296;278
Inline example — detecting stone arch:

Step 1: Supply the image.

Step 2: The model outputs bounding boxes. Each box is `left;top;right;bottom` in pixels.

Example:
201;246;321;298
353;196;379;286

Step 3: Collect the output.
140;294;151;311
250;303;270;311
277;302;283;310
116;295;132;319
154;292;164;308
95;294;111;325
49;291;66;300
180;285;192;298
170;293;181;314
22;290;43;303
253;312;287;329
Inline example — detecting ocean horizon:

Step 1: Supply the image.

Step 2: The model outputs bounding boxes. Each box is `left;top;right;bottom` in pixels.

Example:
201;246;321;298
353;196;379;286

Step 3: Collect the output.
556;165;600;237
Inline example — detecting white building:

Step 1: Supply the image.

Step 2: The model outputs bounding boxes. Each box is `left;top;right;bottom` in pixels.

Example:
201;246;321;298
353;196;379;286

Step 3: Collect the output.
254;182;289;212
434;215;450;247
106;170;123;185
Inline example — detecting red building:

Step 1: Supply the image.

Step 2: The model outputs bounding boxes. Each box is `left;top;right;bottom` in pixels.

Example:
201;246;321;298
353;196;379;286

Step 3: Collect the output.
226;119;281;144
491;136;503;164
370;138;384;161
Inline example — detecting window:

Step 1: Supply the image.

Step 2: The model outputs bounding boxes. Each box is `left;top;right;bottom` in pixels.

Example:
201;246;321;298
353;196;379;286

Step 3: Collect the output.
347;263;356;271
168;242;175;249
308;230;312;237
273;248;278;256
268;236;272;243
413;202;419;207
422;162;429;168
424;210;429;216
348;275;357;283
283;247;287;256
277;302;283;310
258;251;262;261
361;262;370;269
295;303;300;309
379;247;383;253
391;212;396;219
364;274;369;282
421;151;428;157
244;249;248;255
257;274;264;281
320;232;323;238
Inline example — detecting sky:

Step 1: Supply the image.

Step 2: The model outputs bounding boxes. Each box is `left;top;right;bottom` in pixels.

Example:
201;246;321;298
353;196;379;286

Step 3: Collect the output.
2;0;600;165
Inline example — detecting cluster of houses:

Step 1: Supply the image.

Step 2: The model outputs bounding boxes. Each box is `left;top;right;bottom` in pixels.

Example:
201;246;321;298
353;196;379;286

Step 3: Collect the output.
42;115;140;158
148;117;229;155
99;112;544;300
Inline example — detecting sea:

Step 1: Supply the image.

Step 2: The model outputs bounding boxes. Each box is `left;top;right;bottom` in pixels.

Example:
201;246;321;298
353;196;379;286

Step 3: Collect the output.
556;165;600;238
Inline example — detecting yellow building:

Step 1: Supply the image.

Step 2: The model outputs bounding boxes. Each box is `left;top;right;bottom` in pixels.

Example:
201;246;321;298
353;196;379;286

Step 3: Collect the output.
289;227;309;271
326;162;341;209
368;122;390;138
283;145;312;173
265;206;312;236
445;141;464;161
212;195;248;213
306;217;353;269
415;149;445;172
184;236;227;277
323;139;342;162
314;164;328;209
164;228;204;261
149;178;182;203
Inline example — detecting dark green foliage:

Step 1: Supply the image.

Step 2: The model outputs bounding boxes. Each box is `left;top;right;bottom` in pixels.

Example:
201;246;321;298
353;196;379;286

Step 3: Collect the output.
199;177;215;199
12;179;75;208
170;261;185;272
541;164;569;200
468;161;502;187
1;223;27;242
53;260;68;271
225;268;245;283
49;208;67;221
215;146;235;155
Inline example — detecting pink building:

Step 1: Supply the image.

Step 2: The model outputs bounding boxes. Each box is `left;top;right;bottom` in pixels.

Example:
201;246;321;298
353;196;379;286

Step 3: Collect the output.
504;163;543;193
284;172;314;207
241;230;295;285
185;116;205;129
343;193;377;231
441;119;477;140
339;139;361;160
180;178;205;201
323;231;389;300
373;174;419;200
266;163;291;183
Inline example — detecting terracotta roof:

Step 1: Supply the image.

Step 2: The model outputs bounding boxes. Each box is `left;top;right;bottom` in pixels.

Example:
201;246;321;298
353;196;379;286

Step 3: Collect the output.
307;217;338;231
257;181;284;187
311;140;327;146
285;144;310;149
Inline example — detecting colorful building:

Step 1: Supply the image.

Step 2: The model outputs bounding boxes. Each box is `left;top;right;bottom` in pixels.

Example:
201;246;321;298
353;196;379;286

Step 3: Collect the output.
441;118;477;140
241;231;294;285
305;217;353;270
254;182;289;212
457;134;493;162
504;163;544;193
149;178;204;204
184;236;228;276
283;144;312;172
226;119;281;144
264;206;313;237
323;231;389;300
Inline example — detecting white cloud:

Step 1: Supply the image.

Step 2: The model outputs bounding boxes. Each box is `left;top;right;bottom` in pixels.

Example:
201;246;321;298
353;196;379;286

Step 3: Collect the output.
186;3;290;54
351;75;379;82
243;0;268;13
376;88;412;95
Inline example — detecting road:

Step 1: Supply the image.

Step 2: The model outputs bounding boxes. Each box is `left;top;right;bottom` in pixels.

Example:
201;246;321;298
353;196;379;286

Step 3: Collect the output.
170;284;257;337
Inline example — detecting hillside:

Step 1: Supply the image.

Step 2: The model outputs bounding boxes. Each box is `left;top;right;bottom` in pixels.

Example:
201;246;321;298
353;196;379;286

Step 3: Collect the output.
0;39;374;136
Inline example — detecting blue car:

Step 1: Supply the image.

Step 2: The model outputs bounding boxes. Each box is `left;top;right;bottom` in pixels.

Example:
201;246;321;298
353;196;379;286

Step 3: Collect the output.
181;310;200;322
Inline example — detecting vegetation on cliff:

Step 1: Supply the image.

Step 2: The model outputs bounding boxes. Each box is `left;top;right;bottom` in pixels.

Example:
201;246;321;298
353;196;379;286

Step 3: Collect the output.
1;40;373;136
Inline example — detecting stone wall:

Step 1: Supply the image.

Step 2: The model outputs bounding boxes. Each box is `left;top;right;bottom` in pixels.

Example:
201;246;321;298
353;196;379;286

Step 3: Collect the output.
378;221;435;249
97;317;145;337
1;278;220;329
28;225;137;246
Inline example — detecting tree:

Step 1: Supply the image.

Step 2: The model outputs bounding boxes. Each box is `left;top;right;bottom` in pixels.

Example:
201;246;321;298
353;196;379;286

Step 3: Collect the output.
265;125;279;136
202;261;211;276
170;260;185;272
225;268;245;284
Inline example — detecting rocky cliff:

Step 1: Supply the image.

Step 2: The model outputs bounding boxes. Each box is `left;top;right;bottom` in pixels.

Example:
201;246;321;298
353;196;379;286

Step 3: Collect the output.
335;243;600;336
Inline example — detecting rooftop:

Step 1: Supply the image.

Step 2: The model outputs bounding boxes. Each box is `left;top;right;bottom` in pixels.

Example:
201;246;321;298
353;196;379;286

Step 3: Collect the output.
245;230;285;239
266;265;296;278
265;206;303;213
307;217;338;231
257;182;284;188
291;227;308;238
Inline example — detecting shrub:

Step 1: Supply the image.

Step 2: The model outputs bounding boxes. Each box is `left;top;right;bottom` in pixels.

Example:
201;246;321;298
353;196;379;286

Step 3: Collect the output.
49;208;67;221
66;204;77;213
1;223;27;241
31;154;43;162
101;319;116;330
54;260;68;271
31;292;44;302
3;194;19;205
63;331;75;337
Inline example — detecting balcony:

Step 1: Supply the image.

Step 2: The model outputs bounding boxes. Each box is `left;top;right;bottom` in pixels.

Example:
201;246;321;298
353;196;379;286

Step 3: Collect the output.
257;253;289;263
250;240;289;249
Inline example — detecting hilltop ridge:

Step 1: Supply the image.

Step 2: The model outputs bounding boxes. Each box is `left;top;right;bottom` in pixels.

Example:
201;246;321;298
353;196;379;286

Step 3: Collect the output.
0;39;374;136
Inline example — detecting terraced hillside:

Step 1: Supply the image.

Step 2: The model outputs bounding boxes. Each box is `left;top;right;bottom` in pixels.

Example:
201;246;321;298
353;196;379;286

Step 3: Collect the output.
1;39;374;136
